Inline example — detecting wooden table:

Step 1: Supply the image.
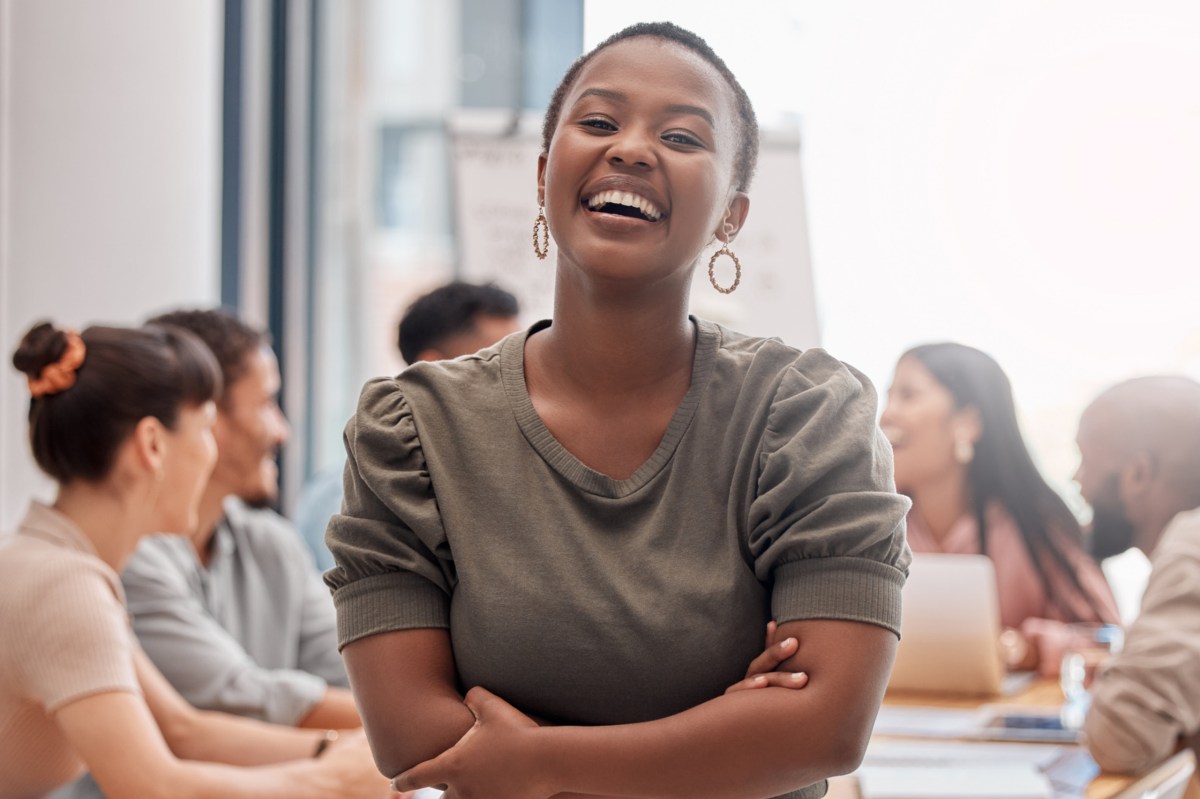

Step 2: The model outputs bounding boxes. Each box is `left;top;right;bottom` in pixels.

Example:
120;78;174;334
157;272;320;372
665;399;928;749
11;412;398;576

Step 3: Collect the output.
826;678;1186;799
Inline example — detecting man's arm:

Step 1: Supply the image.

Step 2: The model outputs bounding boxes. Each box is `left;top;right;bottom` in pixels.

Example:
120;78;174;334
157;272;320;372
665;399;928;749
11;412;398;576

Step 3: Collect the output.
293;538;354;688
297;687;362;729
1083;525;1200;773
124;542;330;726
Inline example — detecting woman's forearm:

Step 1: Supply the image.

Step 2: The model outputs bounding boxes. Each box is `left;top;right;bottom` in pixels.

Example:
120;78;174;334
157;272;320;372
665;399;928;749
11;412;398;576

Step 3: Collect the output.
397;619;896;799
545;623;891;799
543;683;867;799
150;758;364;799
56;689;390;799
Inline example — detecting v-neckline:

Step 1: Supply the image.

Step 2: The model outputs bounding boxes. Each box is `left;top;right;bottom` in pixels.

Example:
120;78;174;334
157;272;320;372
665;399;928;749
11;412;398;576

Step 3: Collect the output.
501;317;719;498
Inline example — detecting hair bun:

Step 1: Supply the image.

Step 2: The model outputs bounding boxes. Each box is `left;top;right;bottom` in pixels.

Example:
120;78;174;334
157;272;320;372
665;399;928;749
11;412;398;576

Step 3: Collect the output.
12;321;69;379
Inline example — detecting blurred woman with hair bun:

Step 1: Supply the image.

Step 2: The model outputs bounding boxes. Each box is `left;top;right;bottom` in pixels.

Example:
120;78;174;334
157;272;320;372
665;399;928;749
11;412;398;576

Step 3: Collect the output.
1;320;392;799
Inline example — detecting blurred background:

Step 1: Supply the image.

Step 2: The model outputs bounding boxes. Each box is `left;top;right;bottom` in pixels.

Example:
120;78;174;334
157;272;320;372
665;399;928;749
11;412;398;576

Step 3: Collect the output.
2;0;1198;569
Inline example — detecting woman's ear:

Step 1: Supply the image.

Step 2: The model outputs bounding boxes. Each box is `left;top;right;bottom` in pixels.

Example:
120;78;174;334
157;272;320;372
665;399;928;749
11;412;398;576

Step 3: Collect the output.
953;405;984;445
714;192;750;244
130;416;168;480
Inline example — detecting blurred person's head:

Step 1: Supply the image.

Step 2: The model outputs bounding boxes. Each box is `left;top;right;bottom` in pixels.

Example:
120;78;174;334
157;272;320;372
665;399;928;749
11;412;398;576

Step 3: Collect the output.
397;281;520;365
1076;376;1200;558
882;342;1097;613
147;309;289;509
12;320;221;540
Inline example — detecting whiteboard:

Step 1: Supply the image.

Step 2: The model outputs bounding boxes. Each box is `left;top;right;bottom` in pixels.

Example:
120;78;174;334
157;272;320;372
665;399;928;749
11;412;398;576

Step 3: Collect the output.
451;113;820;350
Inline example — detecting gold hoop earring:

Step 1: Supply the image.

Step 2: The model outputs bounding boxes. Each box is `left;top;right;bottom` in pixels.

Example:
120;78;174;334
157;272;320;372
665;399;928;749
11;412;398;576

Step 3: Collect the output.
532;206;549;260
707;243;741;294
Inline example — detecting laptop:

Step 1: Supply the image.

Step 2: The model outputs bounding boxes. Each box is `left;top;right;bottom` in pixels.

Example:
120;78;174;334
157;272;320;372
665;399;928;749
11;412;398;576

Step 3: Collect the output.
888;553;1006;696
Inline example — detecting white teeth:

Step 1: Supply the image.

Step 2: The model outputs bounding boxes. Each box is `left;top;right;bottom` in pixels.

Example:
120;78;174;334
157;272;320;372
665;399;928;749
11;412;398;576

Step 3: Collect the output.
585;189;662;221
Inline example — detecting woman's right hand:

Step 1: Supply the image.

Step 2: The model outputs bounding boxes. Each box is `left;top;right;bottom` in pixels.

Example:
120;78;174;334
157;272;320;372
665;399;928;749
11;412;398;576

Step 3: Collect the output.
315;729;408;798
724;620;809;694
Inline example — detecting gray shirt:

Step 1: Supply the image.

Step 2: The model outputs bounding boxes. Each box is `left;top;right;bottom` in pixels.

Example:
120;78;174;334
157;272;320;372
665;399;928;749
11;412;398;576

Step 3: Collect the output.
326;318;911;799
123;498;348;724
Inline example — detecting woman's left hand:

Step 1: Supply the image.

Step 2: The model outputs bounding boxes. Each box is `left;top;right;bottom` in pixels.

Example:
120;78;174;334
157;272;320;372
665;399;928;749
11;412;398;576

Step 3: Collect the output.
392;686;553;799
725;620;809;694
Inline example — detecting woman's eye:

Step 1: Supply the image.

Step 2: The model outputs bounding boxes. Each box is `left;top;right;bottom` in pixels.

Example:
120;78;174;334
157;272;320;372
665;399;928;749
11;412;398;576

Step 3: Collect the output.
663;132;702;146
580;118;616;132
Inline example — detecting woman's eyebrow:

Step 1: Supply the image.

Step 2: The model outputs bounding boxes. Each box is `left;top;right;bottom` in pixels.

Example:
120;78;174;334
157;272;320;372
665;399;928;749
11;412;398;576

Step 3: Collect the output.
575;87;716;128
665;103;715;128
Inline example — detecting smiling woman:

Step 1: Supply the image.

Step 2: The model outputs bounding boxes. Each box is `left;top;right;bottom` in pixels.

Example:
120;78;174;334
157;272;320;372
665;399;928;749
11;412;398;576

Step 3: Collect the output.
325;21;910;799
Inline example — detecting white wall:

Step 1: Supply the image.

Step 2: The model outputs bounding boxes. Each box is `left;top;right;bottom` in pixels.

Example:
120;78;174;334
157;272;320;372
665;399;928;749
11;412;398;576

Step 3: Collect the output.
0;0;222;530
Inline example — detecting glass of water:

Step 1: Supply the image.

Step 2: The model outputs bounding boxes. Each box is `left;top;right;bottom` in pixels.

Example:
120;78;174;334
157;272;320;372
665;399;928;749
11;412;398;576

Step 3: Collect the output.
1060;623;1123;727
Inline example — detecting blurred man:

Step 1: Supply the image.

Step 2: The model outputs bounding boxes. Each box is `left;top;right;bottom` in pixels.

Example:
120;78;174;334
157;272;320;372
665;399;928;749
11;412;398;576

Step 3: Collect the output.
396;280;521;365
126;309;359;728
295;280;520;568
1074;376;1200;773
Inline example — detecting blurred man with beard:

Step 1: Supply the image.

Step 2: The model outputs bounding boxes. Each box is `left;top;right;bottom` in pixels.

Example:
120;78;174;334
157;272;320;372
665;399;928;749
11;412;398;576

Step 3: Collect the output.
1074;375;1200;773
119;309;359;729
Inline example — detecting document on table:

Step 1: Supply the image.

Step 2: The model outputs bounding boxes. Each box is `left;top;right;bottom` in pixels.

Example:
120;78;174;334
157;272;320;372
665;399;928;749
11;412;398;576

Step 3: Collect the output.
855;739;1097;799
863;740;1065;769
872;704;1077;743
857;764;1052;799
870;706;982;738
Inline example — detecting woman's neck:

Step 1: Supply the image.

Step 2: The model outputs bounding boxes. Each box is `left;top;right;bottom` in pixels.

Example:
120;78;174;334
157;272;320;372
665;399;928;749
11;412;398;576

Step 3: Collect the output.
52;481;153;571
535;265;696;396
910;467;973;544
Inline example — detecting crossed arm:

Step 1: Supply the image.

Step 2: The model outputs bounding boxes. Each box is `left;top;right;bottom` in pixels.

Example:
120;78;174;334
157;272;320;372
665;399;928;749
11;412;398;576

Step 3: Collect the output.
344;617;897;799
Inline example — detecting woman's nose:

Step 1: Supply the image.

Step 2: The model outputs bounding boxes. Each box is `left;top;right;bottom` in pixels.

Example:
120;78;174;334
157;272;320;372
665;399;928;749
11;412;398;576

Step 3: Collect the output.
880;404;897;426
606;130;656;170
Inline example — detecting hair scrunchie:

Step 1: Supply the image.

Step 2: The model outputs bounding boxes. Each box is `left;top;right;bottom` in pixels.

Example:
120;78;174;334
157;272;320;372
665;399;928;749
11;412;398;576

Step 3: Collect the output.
28;331;87;398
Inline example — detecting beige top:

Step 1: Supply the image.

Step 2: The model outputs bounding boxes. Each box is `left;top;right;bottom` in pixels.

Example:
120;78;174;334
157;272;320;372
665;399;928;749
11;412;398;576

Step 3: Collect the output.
1084;507;1200;774
0;502;140;799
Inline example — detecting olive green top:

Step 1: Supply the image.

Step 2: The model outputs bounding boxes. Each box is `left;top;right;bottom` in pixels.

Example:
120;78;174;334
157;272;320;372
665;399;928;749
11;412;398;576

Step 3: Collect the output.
325;317;911;799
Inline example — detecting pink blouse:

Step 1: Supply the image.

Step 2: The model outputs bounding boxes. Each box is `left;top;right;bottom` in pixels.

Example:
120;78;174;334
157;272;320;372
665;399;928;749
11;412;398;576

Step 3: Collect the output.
906;502;1119;674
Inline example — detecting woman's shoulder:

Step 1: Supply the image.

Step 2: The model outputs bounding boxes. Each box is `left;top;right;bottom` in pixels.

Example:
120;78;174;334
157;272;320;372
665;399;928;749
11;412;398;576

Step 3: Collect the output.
709;319;871;387
354;330;513;416
704;321;881;428
0;535;125;624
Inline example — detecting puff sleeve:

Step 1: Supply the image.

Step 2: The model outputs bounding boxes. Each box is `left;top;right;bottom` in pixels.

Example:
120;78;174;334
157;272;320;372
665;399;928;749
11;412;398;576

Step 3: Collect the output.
324;379;455;650
747;354;911;636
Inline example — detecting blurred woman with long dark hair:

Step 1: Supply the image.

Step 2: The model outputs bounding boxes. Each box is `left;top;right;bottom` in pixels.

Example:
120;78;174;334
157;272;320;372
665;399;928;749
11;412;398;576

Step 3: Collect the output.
880;342;1118;673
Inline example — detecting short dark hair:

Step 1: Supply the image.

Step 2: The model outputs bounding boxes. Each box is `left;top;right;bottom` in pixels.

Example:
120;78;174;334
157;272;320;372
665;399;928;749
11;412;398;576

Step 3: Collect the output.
147;308;270;395
397;281;519;365
12;321;221;483
541;21;760;192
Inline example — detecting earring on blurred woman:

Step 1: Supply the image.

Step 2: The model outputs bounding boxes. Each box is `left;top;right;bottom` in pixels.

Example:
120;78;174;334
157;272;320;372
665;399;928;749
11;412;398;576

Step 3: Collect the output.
954;435;975;465
708;242;742;294
532;206;549;260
